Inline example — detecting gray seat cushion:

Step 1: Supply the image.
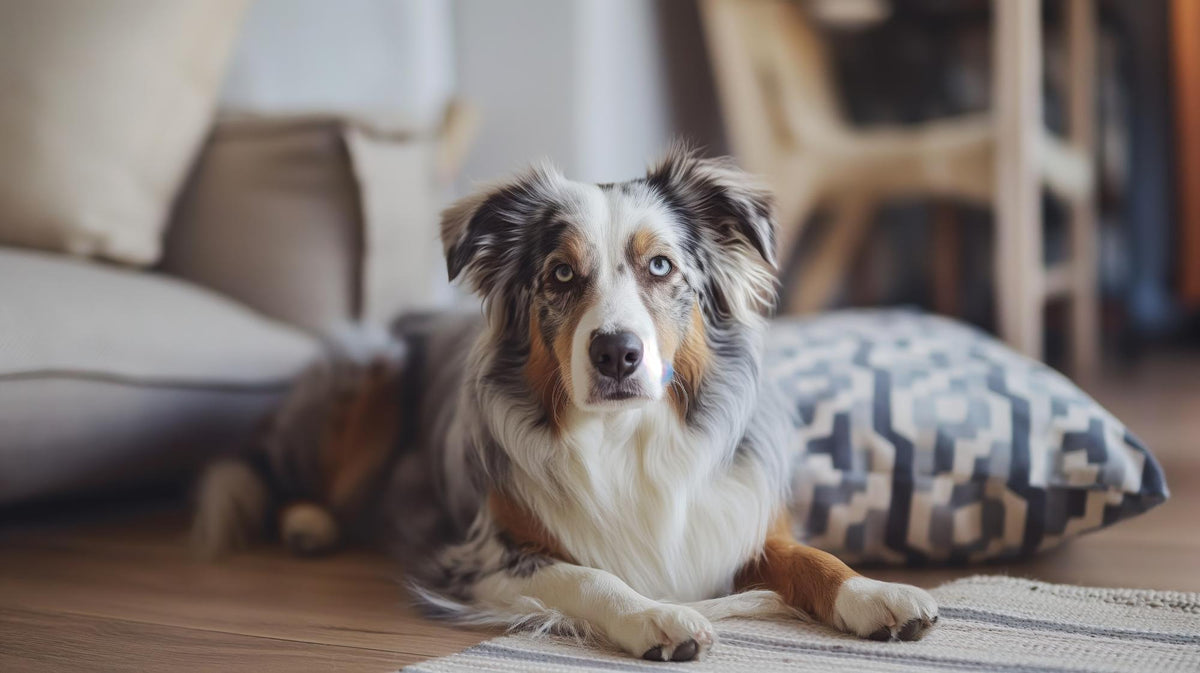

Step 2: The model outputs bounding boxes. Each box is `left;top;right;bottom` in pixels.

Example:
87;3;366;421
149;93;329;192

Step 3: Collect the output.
0;247;318;504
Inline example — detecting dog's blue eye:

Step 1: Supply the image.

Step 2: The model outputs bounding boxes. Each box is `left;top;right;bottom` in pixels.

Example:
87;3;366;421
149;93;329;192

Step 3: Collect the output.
648;256;672;277
553;264;574;283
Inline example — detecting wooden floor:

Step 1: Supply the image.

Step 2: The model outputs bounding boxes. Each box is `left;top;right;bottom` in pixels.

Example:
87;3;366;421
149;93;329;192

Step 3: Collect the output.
3;354;1199;672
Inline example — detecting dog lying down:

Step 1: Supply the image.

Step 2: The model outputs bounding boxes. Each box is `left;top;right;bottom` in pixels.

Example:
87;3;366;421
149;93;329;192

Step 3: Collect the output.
193;147;937;661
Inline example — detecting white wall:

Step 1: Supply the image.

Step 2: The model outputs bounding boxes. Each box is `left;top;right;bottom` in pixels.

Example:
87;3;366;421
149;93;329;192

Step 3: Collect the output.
454;0;723;188
575;0;672;183
453;0;580;182
218;0;724;189
220;0;455;127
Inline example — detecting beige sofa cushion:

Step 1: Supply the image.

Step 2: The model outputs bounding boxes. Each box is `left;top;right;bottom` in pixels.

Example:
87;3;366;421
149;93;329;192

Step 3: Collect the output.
0;247;314;385
161;115;450;334
0;246;318;505
0;0;248;265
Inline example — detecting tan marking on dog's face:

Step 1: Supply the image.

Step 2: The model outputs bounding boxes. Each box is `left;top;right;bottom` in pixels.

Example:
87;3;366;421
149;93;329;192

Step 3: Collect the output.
629;228;659;262
525;310;567;432
551;310;584;400
734;511;859;624
663;305;710;420
489;491;574;563
527;227;599;422
622;228;707;418
557;228;593;278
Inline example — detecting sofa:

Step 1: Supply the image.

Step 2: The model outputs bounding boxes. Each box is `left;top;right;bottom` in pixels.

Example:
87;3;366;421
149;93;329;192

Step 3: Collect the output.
0;110;473;506
0;1;470;506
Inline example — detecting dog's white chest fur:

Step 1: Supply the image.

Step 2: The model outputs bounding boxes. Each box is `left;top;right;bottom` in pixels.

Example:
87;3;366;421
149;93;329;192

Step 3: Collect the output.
519;405;775;603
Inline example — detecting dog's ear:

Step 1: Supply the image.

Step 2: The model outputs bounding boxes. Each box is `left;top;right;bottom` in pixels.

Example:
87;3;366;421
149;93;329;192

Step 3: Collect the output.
440;164;564;296
645;145;779;319
644;145;777;270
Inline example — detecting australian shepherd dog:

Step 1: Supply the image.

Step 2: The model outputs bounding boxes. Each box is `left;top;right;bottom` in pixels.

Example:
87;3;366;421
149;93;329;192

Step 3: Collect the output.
193;147;937;661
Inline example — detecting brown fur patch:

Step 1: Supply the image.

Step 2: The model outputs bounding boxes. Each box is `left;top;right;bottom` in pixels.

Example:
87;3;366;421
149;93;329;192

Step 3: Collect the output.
524;228;599;427
319;361;401;516
560;229;592;276
735;511;859;624
526;311;567;431
489;491;574;562
629;228;659;261
534;292;594;425
551;319;579;398
665;305;711;419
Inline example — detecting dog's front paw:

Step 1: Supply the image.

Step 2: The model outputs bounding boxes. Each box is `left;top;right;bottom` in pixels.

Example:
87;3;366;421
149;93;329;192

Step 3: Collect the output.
607;603;714;662
832;577;938;642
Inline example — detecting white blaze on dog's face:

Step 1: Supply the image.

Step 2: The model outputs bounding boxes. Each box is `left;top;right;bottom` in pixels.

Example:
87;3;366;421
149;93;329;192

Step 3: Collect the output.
441;147;777;422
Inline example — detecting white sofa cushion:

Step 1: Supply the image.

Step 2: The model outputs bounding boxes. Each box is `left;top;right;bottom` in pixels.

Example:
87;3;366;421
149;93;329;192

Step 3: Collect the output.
0;248;314;385
0;247;318;505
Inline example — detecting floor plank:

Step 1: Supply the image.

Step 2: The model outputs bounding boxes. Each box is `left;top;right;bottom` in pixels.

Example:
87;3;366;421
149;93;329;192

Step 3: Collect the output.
0;607;411;673
0;515;490;662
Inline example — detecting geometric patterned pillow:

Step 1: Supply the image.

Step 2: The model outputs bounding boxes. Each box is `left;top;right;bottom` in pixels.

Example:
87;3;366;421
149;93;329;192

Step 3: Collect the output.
766;309;1169;565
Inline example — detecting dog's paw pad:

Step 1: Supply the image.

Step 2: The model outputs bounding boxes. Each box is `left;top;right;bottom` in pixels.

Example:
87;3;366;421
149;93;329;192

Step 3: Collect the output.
642;646;664;661
671;639;700;661
614;604;713;661
867;626;893;642
642;638;700;662
897;618;928;641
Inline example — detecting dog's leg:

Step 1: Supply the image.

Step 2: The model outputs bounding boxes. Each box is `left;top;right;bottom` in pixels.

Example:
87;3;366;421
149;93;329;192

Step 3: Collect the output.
473;561;716;661
736;514;938;641
424;510;714;662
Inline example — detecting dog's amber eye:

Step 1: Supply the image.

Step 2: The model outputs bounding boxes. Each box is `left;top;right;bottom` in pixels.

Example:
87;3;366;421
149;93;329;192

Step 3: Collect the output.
648;256;672;277
552;264;575;283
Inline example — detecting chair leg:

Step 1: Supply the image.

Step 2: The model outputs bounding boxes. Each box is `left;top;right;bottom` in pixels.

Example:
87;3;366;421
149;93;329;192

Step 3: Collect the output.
993;0;1045;360
1068;201;1100;378
771;159;822;267
1067;0;1100;378
786;197;875;314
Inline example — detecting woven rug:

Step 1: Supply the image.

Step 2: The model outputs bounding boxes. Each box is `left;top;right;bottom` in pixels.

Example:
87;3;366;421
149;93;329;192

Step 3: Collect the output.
402;576;1200;672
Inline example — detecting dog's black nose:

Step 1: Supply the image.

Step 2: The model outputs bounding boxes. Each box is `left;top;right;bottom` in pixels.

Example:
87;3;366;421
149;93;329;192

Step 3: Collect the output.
589;332;643;381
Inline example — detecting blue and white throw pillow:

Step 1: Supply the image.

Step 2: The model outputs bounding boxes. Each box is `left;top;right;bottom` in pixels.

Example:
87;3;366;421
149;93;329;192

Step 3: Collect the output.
767;309;1169;564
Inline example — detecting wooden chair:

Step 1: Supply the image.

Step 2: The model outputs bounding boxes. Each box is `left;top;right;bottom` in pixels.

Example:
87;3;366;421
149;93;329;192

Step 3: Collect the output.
699;0;1099;374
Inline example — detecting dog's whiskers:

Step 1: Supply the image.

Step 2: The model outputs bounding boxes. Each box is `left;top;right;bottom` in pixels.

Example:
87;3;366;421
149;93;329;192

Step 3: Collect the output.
668;376;691;411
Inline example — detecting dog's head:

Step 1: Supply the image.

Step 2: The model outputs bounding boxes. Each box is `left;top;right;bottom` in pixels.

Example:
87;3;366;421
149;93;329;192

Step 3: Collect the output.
441;146;777;419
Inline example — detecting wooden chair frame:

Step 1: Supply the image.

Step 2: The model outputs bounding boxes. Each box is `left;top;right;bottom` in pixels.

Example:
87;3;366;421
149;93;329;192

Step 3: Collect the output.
700;0;1099;374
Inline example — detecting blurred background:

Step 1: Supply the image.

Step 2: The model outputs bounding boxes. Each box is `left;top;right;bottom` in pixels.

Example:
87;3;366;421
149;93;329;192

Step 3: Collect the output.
2;1;1199;669
0;0;1197;531
220;0;1197;362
